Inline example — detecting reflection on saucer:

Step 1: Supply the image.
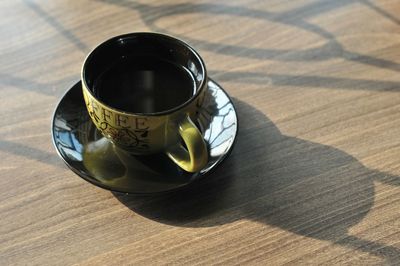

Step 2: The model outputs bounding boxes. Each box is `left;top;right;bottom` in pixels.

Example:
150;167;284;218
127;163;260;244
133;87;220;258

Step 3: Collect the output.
52;79;238;194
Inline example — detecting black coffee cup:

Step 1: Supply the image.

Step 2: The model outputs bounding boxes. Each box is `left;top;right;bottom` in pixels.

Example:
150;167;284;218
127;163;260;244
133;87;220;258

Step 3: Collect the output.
81;32;208;172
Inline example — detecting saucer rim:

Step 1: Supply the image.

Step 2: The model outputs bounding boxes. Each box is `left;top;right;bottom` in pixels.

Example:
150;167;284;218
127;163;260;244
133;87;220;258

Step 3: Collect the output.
51;78;239;195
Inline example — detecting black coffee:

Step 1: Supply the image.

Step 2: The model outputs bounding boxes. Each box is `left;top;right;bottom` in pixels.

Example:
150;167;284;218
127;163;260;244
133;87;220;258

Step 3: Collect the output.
93;56;196;113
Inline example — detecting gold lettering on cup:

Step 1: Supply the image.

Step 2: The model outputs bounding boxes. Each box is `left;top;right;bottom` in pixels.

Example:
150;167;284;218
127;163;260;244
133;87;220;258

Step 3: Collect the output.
115;114;128;127
135;117;149;130
101;108;112;122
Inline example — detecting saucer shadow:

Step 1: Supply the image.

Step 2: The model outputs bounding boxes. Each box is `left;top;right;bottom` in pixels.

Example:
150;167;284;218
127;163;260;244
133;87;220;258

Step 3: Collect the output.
113;99;400;263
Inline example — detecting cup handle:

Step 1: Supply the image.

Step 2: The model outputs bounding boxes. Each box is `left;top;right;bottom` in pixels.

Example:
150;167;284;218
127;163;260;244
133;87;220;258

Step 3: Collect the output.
166;115;208;172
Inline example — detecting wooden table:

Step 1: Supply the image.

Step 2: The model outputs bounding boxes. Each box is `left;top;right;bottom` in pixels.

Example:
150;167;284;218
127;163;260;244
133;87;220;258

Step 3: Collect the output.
2;0;400;264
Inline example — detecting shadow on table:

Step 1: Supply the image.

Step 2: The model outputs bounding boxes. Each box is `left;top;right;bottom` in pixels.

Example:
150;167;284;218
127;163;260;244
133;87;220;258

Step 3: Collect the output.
113;98;400;263
98;0;400;73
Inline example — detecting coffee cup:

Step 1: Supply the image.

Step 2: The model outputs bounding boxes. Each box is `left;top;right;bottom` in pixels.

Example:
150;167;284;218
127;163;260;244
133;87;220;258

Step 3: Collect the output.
81;32;208;172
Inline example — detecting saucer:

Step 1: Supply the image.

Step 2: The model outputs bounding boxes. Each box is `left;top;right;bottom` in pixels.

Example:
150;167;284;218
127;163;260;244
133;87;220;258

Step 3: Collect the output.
51;79;238;194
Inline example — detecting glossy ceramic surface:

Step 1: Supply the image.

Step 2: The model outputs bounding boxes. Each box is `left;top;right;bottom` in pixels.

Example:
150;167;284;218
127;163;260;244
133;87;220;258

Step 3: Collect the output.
81;33;209;172
52;79;238;194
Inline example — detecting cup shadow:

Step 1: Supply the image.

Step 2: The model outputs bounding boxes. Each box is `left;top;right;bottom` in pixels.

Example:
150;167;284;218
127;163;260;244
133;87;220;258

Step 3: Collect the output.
113;98;400;263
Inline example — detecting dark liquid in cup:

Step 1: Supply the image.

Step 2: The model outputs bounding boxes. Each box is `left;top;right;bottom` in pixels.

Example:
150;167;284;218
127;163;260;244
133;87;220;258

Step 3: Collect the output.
93;56;196;113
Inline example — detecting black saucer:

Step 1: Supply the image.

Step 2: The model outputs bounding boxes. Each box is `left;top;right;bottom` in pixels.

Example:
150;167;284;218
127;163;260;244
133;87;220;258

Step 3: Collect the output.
51;79;238;194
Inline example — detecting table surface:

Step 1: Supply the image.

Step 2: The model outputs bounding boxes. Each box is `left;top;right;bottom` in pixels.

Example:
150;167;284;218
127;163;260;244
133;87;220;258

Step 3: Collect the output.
2;0;400;265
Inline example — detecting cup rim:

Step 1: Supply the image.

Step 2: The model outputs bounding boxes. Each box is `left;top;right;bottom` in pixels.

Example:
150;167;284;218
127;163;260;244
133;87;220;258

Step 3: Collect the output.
81;32;207;117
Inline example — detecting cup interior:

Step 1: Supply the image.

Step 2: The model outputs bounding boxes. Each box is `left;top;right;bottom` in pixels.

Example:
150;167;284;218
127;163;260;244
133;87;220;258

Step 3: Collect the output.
82;33;206;113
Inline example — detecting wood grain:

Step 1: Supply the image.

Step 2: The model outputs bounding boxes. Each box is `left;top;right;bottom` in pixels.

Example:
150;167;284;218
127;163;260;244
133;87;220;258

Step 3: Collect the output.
2;0;400;265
